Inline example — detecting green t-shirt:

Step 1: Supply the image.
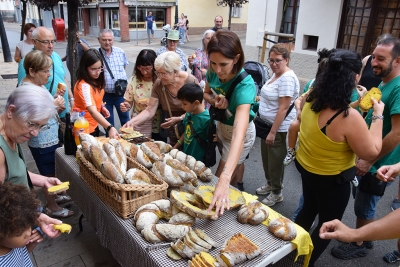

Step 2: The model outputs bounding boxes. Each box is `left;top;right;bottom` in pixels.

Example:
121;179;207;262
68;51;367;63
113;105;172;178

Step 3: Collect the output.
365;76;400;173
183;110;210;161
207;69;256;126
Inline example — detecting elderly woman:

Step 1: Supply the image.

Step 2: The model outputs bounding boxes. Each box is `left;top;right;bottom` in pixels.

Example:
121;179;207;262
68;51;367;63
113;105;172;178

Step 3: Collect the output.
19;50;73;218
14;23;36;63
203;30;257;217
188;29;215;86
294;49;384;267
124;51;198;146
120;49;157;138
0;86;68;238
156;30;188;71
255;44;300;206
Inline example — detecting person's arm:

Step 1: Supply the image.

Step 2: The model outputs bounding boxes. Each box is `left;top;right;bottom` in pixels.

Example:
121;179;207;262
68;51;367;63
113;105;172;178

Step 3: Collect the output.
376;162;400;182
173;134;185;149
320;208;400;242
36;213;62;238
124;97;159;128
87;105;119;138
207;104;251;217
265;96;291;146
77;37;90;52
14;47;22;63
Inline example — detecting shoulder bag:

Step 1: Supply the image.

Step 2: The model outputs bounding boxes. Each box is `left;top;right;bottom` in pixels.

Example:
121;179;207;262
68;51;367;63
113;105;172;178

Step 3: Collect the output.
254;102;295;139
162;87;184;139
188;116;216;167
209;71;249;122
99;48;127;96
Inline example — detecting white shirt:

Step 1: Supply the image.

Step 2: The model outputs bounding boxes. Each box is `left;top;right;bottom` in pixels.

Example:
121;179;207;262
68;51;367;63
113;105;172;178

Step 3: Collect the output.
16;40;33;58
259;69;299;132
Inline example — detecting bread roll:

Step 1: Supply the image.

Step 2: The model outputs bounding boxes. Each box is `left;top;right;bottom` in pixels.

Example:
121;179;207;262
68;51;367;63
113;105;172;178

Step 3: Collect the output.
237;200;269;225
57;82;66;92
151;161;184;187
124;168;151;185
268;217;297;241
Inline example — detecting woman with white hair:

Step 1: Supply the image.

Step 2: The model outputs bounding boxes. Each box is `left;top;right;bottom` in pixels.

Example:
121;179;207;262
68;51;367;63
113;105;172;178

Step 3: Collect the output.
124;51;198;145
188;29;215;89
0;86;67;238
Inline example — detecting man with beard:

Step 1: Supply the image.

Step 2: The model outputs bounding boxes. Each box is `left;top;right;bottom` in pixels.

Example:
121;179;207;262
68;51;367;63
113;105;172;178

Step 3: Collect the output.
332;34;400;260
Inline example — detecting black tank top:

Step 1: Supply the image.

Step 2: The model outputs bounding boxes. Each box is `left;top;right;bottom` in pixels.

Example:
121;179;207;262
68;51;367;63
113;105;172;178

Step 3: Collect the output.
359;56;382;90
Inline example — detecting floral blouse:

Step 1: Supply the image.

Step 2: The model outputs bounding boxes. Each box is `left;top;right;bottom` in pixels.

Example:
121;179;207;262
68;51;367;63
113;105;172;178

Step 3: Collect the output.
191;48;209;83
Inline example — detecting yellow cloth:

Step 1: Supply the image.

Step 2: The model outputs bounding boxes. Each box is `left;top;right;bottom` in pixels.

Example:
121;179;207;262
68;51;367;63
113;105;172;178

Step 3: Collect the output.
242;192;313;267
296;102;355;175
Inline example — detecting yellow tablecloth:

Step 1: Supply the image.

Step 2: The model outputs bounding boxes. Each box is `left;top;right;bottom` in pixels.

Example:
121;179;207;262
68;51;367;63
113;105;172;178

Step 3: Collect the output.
243;192;313;267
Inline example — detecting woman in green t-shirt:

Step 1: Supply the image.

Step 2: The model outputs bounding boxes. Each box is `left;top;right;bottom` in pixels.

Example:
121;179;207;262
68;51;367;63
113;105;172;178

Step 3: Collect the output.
203;30;256;218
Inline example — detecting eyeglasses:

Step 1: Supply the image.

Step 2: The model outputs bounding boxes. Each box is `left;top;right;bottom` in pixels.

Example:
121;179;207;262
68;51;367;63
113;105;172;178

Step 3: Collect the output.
89;66;104;73
35;39;57;45
138;66;153;73
268;59;283;65
26;120;49;132
155;71;172;77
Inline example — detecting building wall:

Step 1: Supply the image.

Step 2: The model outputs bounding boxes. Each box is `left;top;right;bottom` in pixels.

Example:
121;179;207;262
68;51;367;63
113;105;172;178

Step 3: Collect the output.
245;0;344;80
0;0;15;22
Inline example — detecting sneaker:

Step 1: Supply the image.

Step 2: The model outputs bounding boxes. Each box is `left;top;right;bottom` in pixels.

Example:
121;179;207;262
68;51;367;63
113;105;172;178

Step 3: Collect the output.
331;242;368;259
383;250;400;263
364;241;374;249
283;148;296;166
391;198;400;211
256;184;272;195
236;182;245;191
261;193;283;206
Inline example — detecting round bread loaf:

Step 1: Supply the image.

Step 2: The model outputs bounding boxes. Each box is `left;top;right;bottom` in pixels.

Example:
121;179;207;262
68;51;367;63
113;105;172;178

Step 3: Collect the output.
268;217;297;241
237;200;269;225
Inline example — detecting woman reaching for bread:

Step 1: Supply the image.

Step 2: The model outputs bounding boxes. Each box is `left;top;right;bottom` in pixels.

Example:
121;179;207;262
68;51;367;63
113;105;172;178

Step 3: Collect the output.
73;49;119;139
120;49;157;138
203;30;256;218
293;49;384;267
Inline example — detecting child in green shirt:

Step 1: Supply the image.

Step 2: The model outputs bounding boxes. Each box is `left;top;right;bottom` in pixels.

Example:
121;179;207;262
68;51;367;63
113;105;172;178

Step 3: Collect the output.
175;83;210;162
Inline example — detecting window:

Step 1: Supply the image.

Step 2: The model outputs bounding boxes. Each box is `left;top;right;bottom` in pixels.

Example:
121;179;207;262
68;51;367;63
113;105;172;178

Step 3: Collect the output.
128;8;166;29
231;7;241;18
89;9;98;27
280;0;300;37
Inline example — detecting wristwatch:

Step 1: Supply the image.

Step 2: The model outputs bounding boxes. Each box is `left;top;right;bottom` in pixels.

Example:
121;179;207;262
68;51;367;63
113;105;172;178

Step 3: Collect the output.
106;125;113;132
371;115;384;121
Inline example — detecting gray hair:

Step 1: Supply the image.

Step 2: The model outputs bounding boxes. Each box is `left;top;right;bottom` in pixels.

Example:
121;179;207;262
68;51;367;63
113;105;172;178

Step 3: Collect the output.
6;85;57;121
99;29;114;38
154;52;181;73
202;29;215;50
31;26;54;40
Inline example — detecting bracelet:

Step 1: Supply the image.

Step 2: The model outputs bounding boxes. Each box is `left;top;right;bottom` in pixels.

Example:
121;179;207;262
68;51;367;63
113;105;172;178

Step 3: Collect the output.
69;98;75;102
106;125;113;132
177;140;182;146
371;115;384;121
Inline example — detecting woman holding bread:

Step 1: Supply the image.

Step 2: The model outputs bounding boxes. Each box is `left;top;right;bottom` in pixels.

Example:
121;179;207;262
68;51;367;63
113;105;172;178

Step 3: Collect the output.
294;49;384;267
120;49;157;138
18;50;73;218
124;51;198;146
73;49;118;139
203;30;256;217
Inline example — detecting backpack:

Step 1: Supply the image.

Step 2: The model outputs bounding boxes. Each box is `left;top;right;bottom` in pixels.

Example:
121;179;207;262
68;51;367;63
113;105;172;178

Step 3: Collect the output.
244;61;271;95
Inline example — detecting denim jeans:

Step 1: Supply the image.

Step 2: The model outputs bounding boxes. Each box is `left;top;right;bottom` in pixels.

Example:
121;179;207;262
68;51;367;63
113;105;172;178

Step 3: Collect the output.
179;28;185;43
103;93;130;128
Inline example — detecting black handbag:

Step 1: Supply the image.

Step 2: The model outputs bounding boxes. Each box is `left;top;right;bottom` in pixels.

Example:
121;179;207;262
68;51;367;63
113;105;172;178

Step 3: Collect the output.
254;103;295;139
335;166;356;185
359;172;387;196
209;71;249;122
99;48;127;96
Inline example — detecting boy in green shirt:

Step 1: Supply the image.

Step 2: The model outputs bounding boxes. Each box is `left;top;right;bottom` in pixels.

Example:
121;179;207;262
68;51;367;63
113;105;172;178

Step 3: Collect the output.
175;83;210;162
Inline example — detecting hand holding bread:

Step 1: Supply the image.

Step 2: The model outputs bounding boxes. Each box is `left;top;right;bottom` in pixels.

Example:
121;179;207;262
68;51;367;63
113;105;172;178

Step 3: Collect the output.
359;87;383;112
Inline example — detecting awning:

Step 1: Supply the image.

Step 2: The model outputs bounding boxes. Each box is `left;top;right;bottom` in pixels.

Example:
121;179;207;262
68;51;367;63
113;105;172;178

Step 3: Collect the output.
124;1;176;7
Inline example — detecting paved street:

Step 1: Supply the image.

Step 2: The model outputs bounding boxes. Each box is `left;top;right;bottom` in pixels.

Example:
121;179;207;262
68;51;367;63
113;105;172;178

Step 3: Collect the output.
0;21;398;267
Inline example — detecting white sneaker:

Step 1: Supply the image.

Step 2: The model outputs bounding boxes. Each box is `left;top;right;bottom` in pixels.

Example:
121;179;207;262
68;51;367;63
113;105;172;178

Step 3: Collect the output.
261;193;283;206
256;184;272;195
283;148;296;166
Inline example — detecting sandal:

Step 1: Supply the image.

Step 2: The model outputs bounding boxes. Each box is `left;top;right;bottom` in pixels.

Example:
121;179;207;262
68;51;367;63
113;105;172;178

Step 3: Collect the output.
46;207;74;218
55;195;72;204
383;250;400;263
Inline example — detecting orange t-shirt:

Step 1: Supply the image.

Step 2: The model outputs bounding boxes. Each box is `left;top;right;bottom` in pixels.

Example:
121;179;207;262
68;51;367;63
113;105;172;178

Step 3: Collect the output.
73;80;105;133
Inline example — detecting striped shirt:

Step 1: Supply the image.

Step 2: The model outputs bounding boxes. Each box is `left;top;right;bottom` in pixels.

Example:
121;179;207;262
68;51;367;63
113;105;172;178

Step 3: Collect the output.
0;247;33;267
99;47;128;93
259;69;299;132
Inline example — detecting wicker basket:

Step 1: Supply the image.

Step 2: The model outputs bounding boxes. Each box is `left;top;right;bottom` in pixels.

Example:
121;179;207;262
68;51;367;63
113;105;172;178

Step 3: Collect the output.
77;149;168;219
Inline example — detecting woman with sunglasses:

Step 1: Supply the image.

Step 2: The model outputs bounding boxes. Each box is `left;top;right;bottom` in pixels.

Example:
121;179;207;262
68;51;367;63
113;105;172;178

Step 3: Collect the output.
120;49;157;138
73;49;118;138
18;50;73;219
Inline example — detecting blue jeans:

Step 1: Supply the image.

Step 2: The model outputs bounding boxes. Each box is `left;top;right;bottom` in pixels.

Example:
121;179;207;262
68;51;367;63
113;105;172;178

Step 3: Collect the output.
292;194;304;221
103;93;130;128
179;28;185;43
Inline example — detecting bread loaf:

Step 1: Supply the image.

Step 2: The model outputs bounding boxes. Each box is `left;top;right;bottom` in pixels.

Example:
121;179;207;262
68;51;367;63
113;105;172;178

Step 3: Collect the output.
80;141;92;162
169;149;213;182
153;141;173;153
151;161;184;187
237;200;269;225
180;181;196;194
359;87;382;111
171;239;196;259
194;185;246;209
268;217;297;241
100;162;124;183
141;223;190;243
79;133;99;147
102;143;120;170
194;228;218;248
168;212;195;226
170;190;215;219
166;159;197;182
124;168;151;185
141;142;163;162
89;144;110;170
130;145;153;168
108;139;127;174
220;233;262;266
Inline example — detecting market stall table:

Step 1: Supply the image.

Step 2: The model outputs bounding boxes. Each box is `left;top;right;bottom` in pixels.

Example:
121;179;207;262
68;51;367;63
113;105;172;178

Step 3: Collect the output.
55;148;309;267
